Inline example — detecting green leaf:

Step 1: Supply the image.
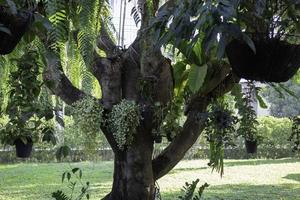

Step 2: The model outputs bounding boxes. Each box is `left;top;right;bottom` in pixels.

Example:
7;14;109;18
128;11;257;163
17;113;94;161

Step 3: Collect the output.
67;172;71;181
278;83;299;99
173;61;187;88
79;170;82;179
42;127;56;145
72;168;79;174
62;172;66;183
177;41;202;66
187;64;208;93
255;90;268;109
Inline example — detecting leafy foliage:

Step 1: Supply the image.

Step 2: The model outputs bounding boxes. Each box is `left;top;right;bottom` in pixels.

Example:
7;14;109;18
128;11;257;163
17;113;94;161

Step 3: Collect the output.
257;116;293;149
262;81;300;117
108;99;141;150
205;99;238;175
71;96;104;135
153;0;300;63
52;167;90;200
232;82;261;142
0;49;55;145
178;179;209;200
71;96;104;153
290;116;300;152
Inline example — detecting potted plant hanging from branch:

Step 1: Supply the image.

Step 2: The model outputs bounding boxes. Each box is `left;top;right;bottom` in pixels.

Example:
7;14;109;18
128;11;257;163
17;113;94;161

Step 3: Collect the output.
226;0;300;82
0;49;56;158
232;81;263;154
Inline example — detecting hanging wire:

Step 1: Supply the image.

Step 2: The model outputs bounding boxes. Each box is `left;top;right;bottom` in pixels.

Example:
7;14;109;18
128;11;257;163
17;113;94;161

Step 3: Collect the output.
118;0;124;46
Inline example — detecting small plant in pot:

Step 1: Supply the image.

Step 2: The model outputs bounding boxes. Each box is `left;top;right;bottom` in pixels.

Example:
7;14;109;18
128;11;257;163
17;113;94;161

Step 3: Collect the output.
0;49;56;158
226;0;300;82
233;81;263;154
0;118;56;158
0;118;39;158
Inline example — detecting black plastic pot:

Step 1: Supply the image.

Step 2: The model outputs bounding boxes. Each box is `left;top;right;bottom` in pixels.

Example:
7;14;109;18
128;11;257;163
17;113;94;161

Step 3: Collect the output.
0;6;33;55
226;39;300;82
245;140;257;154
14;137;33;158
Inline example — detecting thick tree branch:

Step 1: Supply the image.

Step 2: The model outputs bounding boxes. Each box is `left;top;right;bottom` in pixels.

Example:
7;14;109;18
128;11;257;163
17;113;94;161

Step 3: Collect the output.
43;52;87;105
97;23;120;57
92;55;122;110
152;97;210;180
152;72;239;180
201;62;231;95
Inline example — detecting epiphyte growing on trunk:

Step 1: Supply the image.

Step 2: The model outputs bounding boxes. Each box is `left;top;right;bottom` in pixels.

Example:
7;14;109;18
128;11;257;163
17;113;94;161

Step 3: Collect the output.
108;99;142;150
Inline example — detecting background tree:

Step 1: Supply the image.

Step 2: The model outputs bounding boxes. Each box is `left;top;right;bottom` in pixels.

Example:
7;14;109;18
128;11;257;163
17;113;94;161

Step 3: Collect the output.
0;0;299;200
262;81;300;117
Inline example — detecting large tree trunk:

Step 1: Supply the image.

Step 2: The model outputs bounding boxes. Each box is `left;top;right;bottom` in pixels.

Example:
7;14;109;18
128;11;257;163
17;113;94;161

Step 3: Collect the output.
104;129;155;200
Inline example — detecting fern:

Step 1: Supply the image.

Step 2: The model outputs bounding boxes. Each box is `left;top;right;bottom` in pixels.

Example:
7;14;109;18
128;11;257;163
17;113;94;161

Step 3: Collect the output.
178;179;209;200
178;179;199;200
46;0;69;52
52;190;70;200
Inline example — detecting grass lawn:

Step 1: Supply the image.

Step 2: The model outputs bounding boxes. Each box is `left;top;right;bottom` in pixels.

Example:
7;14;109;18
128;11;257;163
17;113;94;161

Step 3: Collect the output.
0;158;300;200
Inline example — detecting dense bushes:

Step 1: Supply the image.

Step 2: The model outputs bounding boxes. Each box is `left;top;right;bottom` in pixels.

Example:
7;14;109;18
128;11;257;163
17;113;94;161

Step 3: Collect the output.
257;116;293;149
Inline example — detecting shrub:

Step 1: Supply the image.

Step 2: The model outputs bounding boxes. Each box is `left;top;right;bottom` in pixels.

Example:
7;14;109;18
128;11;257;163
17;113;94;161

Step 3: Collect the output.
257;116;293;149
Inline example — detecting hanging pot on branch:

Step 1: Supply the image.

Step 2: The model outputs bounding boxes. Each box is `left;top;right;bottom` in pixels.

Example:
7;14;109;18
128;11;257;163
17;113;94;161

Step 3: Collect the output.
0;6;33;55
226;38;300;83
14;137;33;158
245;139;257;154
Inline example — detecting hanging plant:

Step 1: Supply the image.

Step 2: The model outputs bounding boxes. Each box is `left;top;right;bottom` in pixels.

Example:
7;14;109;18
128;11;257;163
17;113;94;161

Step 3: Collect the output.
152;0;300;83
71;96;104;134
108;99;142;150
71;96;104;153
205;100;238;176
232;82;263;154
0;49;56;157
226;0;300;82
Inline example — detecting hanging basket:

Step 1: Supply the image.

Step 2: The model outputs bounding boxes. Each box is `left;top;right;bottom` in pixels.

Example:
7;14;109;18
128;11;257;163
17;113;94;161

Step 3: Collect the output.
226;38;300;82
14;137;33;158
0;7;33;55
245;140;257;154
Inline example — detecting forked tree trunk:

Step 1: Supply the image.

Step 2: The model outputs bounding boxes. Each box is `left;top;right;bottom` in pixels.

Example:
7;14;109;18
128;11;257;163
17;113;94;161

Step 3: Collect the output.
104;130;156;200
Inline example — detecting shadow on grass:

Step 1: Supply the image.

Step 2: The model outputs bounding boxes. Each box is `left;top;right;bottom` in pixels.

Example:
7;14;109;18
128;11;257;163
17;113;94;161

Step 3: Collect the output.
224;158;300;167
162;183;300;200
169;166;208;174
169;158;300;174
283;173;300;182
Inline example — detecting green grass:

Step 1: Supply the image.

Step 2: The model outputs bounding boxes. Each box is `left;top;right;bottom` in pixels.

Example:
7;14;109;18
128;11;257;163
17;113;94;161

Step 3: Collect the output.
0;158;300;200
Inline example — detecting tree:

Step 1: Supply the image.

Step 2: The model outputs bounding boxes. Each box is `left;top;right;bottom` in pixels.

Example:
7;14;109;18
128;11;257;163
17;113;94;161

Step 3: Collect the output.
262;81;300;117
0;0;299;200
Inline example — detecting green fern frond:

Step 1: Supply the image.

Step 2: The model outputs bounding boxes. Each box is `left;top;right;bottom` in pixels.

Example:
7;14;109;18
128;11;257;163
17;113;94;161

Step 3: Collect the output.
52;190;70;200
46;0;69;52
178;179;200;200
